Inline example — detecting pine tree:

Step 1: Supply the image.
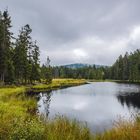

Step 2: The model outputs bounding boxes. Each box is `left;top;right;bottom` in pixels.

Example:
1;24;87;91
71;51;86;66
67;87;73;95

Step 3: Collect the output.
14;24;32;84
30;41;41;83
0;10;13;84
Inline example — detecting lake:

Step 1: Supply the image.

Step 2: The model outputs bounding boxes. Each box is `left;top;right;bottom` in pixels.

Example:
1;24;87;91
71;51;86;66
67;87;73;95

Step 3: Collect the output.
37;82;140;132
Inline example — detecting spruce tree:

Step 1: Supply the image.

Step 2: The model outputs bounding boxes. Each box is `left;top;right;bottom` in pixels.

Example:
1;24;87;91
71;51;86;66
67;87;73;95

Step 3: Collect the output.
14;24;32;84
30;41;41;83
0;10;13;84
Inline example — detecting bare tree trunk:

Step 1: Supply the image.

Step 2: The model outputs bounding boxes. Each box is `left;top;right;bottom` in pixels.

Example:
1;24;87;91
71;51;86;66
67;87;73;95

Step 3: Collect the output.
0;73;4;85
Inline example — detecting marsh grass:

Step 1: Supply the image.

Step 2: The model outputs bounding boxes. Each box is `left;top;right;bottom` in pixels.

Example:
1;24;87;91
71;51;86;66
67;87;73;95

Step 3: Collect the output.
91;115;140;140
32;79;87;92
0;87;39;139
42;116;93;140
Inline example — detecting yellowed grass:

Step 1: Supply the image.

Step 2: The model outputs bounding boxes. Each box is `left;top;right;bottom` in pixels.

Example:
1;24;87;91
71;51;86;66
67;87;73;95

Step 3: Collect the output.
32;79;87;91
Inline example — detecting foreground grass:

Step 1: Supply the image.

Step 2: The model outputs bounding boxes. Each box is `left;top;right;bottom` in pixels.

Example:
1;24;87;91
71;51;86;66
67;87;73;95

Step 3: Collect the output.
1;79;140;139
94;117;140;140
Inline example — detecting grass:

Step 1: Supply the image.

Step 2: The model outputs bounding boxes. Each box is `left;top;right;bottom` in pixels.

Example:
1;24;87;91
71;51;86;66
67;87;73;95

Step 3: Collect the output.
93;116;140;140
43;116;92;140
0;87;38;139
1;79;140;139
32;79;87;92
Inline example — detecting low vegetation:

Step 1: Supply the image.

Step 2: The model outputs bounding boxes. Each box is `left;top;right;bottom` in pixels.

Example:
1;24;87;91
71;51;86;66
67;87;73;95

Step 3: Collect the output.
32;79;87;92
94;116;140;140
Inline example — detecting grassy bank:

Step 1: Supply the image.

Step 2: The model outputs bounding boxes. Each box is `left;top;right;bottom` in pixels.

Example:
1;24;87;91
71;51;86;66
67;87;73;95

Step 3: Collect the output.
31;79;87;92
89;79;140;85
0;79;140;139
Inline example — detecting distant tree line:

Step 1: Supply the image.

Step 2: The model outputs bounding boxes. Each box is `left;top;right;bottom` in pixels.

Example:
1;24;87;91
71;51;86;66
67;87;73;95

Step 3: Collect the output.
51;49;140;81
106;50;140;81
0;10;52;85
52;66;105;80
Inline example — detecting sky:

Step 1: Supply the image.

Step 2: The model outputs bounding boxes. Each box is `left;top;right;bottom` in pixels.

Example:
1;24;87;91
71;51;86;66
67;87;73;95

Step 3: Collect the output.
1;0;140;66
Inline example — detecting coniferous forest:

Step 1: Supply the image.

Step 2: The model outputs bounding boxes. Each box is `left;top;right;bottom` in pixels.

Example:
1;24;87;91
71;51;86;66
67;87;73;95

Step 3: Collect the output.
52;50;140;82
107;50;140;82
0;10;52;85
106;50;140;81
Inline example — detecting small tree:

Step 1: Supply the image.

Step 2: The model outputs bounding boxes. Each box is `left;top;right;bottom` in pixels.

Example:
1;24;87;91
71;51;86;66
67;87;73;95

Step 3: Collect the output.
45;56;52;84
30;41;41;83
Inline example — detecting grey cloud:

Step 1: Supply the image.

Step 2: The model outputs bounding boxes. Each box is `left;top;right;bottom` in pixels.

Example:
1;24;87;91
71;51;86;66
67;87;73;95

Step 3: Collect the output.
1;0;140;65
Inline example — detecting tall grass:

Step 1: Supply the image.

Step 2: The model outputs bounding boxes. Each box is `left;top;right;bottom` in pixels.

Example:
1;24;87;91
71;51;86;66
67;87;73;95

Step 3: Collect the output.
32;79;87;92
0;87;39;140
94;117;140;140
43;116;92;140
1;113;140;140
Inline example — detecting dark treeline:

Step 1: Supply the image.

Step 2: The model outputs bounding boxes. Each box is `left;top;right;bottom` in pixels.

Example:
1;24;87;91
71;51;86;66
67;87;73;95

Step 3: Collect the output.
0;10;52;85
52;66;105;80
107;50;140;81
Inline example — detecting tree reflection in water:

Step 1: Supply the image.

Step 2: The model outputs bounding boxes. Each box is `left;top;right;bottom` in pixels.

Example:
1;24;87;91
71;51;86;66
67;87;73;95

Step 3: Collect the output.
117;92;140;110
38;91;52;118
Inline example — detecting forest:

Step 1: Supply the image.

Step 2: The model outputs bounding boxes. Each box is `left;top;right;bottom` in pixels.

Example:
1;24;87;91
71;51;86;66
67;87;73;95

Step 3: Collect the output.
0;10;52;85
106;50;140;81
52;50;140;81
52;66;105;79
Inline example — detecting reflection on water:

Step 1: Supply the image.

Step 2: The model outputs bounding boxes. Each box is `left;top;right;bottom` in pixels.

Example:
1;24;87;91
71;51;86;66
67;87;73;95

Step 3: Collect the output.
117;92;140;110
37;82;140;132
38;91;52;118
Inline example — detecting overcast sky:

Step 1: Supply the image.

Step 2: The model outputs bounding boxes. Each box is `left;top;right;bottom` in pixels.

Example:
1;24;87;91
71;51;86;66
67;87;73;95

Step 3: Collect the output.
1;0;140;65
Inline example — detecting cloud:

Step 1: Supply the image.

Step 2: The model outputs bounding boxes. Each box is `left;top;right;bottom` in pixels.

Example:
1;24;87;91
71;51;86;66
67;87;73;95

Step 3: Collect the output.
1;0;140;65
129;26;140;48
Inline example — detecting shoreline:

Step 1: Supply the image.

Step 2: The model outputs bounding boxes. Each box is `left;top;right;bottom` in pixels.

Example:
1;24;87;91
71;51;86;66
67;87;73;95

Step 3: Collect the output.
30;79;87;93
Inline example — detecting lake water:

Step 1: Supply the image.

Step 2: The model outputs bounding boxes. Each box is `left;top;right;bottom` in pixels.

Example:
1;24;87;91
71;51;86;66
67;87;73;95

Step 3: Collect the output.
37;82;140;132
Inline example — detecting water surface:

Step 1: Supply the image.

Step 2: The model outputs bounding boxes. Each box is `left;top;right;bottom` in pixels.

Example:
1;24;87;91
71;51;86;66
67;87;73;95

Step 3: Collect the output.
37;82;140;132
